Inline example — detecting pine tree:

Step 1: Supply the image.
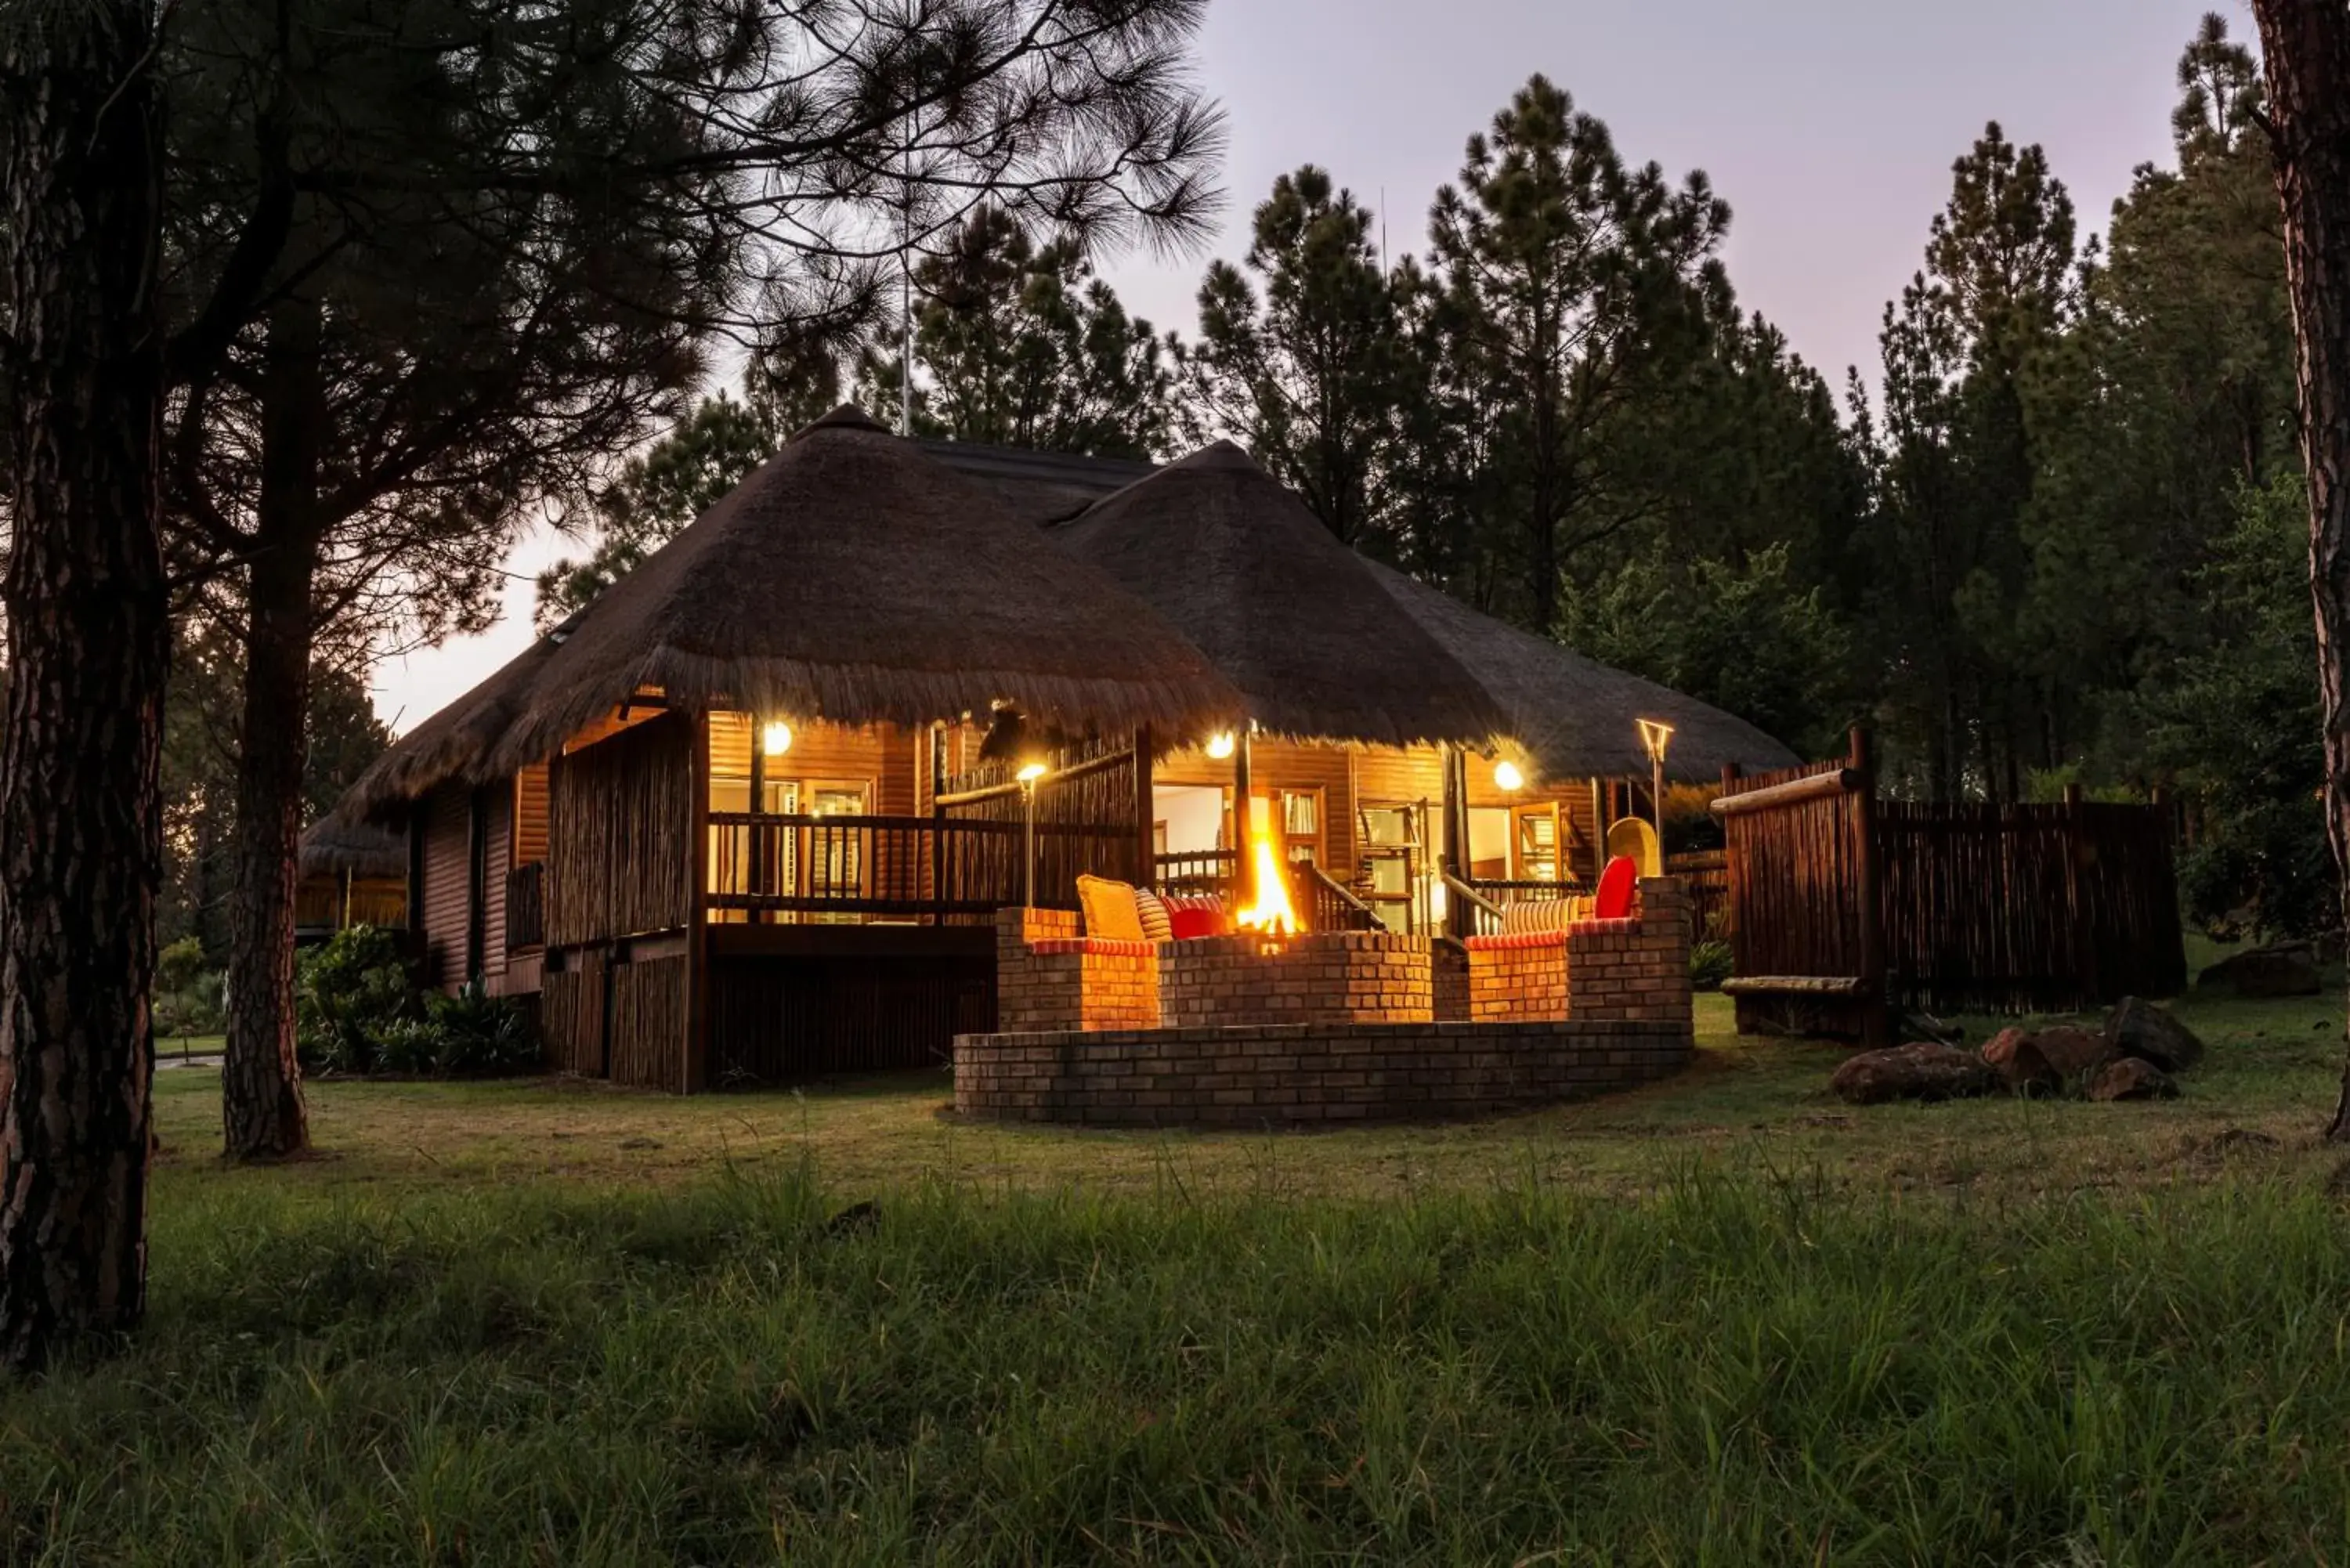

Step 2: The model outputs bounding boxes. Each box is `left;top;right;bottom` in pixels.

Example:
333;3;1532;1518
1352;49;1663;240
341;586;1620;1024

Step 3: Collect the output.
1867;122;2076;799
1185;167;1413;551
1422;75;1734;632
0;0;172;1371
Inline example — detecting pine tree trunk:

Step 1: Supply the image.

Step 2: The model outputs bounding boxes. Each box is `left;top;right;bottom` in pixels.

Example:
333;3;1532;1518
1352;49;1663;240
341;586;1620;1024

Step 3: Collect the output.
0;2;169;1370
2247;1;2350;1140
221;302;321;1162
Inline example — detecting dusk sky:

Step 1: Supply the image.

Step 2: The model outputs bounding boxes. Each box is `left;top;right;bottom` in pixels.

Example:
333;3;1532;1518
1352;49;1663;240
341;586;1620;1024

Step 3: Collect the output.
372;0;2233;734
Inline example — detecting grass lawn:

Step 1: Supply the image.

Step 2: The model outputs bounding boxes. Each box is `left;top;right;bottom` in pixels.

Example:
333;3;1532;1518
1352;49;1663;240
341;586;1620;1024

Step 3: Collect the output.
149;991;2350;1201
6;988;2349;1563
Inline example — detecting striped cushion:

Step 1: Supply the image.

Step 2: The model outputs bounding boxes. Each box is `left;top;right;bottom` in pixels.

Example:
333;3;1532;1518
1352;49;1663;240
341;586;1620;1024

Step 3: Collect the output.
1501;898;1569;936
1464;930;1569;952
1132;888;1174;943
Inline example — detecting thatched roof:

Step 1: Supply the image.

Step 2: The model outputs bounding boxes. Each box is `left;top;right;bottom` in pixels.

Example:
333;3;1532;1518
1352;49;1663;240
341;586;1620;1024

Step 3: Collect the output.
1365;560;1802;783
338;628;565;820
298;815;407;879
345;407;1239;816
921;439;1154;528
1053;442;1510;750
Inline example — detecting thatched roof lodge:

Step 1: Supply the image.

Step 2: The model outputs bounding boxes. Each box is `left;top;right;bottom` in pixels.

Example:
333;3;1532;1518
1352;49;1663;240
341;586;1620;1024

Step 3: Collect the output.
324;411;1799;1092
1366;561;1798;785
1057;442;1507;750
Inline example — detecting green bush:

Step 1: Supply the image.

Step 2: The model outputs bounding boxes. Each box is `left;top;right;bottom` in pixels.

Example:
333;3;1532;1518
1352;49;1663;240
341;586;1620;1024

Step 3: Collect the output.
1689;938;1734;991
154;936;226;1039
295;927;537;1077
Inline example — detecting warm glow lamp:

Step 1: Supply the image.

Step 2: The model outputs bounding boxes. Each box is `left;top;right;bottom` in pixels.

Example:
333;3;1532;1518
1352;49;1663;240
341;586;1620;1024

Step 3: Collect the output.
1205;731;1237;761
1493;759;1525;793
761;720;794;757
1636;718;1674;849
1016;761;1049;785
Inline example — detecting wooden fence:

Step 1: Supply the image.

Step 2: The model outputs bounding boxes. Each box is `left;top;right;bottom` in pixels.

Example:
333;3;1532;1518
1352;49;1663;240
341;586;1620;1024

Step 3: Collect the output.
1715;730;2184;1039
1876;799;2186;1013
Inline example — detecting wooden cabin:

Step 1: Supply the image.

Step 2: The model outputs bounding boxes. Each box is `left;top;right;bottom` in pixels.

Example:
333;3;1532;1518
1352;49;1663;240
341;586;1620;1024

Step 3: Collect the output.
295;818;410;942
329;412;1796;1092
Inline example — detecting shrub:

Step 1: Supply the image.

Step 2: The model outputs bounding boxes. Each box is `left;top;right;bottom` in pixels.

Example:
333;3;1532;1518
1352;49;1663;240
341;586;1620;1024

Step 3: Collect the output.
1689;938;1734;991
154;936;226;1039
295;928;537;1077
295;925;415;1074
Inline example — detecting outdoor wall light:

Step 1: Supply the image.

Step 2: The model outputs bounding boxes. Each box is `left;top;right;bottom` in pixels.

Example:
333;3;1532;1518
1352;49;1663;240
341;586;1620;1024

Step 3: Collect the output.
1493;759;1526;793
761;720;794;757
1205;731;1237;761
1016;761;1049;785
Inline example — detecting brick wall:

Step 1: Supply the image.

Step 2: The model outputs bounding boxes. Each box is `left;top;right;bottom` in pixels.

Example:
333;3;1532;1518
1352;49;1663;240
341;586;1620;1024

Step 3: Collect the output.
1468;938;1571;1022
1161;930;1432;1028
1433;942;1470;1023
1567;879;1694;1029
954;1017;1692;1127
1467;877;1694;1028
995;908;1160;1033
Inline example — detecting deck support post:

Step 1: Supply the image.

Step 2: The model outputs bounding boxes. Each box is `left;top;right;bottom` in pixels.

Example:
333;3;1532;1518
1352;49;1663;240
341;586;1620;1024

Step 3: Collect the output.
1133;724;1155;889
685;711;713;1092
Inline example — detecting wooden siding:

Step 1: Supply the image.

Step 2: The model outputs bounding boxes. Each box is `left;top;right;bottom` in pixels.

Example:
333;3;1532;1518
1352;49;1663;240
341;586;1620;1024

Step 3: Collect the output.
515;762;549;867
548;712;693;946
541;952;606;1076
610;955;689;1091
707;950;995;1083
707;714;917;815
418;783;471;988
479;785;511;983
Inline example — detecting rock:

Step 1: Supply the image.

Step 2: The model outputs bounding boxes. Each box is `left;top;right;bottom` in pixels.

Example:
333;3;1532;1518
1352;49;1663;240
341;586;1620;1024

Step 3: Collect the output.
2198;942;2323;998
1899;1009;1964;1046
1979;1028;2060;1095
1831;1042;2004;1106
2029;1024;2118;1078
2105;996;2206;1073
2086;1057;2178;1102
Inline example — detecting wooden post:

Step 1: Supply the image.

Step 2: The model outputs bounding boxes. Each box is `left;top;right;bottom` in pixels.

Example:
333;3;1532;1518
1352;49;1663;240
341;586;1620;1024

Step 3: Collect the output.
1429;742;1448;940
1232;724;1253;844
2063;780;2092;1004
1849;726;1889;1048
928;722;946;923
683;711;712;1093
746;711;767;922
1133;725;1155;889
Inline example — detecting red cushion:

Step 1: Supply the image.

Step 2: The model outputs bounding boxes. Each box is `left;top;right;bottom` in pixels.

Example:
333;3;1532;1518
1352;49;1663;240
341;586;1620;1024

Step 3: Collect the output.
1594;855;1639;921
1168;907;1224;940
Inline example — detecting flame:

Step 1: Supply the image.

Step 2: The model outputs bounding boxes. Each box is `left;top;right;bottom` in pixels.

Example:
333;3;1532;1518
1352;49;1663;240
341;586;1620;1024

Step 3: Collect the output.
1234;828;1302;935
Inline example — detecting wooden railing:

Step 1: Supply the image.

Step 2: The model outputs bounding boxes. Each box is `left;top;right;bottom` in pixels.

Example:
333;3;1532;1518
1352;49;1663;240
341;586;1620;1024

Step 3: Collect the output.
1444;872;1506;941
505;861;546;951
1152;848;1237;901
1300;862;1382;932
707;812;1140;919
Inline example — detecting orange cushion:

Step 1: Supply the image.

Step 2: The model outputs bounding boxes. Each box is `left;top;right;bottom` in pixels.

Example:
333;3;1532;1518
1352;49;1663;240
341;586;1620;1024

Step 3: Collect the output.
1594;856;1639;921
1076;874;1146;943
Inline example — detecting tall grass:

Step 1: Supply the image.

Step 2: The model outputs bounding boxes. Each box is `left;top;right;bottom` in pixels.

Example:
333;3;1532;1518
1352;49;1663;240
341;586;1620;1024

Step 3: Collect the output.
4;1167;2348;1564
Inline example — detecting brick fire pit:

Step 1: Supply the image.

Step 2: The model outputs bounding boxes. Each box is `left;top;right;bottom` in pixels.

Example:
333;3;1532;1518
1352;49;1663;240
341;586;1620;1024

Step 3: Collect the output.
1160;929;1432;1028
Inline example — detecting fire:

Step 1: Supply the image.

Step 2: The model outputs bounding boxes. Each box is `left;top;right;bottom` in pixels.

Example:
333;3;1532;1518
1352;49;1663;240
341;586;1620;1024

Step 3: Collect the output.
1233;828;1302;935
